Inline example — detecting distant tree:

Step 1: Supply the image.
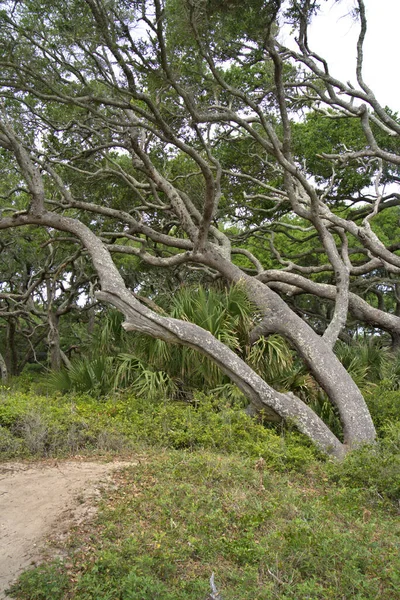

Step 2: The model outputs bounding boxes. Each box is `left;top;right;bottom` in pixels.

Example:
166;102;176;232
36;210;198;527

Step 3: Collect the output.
1;0;399;456
0;227;91;373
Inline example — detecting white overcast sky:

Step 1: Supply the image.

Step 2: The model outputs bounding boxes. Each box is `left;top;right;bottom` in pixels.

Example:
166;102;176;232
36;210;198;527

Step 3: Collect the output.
280;0;400;112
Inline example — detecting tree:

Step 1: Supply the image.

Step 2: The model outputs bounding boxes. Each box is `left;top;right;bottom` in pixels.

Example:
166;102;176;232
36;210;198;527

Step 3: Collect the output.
0;226;92;373
1;0;399;457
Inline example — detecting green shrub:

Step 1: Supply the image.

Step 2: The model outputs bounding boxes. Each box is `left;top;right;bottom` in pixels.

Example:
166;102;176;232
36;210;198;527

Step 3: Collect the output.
329;423;400;500
0;426;26;458
0;390;318;469
364;386;400;433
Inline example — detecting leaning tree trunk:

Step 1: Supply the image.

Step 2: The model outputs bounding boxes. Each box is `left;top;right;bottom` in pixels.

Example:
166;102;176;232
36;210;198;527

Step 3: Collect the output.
262;301;375;447
97;287;345;458
200;251;377;449
0;352;8;384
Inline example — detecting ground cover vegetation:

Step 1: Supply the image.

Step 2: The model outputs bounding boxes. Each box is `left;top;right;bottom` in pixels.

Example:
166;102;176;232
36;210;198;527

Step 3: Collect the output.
2;338;400;598
3;365;400;594
1;377;400;598
6;445;400;599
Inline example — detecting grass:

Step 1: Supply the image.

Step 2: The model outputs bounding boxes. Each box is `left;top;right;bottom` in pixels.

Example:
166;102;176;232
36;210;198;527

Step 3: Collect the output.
2;385;400;599
8;449;400;600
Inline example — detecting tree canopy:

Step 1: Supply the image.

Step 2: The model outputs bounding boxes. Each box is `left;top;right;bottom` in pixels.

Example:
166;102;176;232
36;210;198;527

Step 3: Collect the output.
1;0;400;457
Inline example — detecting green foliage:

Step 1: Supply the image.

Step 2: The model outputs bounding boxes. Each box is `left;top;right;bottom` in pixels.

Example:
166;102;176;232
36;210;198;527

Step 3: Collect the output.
380;351;400;391
248;334;318;402
48;356;115;396
334;338;390;391
326;383;400;500
308;393;342;440
8;562;69;600
292;112;370;197
0;425;25;458
0;390;316;469
9;450;400;600
364;386;400;433
166;0;279;55
292;110;400;199
11;323;400;449
329;424;400;501
0;391;129;457
48;285;320;414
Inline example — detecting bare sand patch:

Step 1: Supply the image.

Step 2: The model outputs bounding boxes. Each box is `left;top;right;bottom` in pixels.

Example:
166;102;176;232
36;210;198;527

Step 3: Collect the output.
0;459;134;599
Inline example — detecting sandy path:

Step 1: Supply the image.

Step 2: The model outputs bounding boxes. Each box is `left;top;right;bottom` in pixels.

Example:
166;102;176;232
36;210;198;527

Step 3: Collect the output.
0;460;133;599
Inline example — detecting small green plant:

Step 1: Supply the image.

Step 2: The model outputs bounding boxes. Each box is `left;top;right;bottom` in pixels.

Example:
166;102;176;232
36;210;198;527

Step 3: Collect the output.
7;562;69;600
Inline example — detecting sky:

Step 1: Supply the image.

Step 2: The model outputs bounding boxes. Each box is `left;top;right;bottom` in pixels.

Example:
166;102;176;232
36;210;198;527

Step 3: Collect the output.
280;0;400;112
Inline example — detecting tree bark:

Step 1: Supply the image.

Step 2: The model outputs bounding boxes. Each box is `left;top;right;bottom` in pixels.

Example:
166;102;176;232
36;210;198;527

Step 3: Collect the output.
47;311;62;371
60;349;72;369
200;251;376;448
0;352;8;383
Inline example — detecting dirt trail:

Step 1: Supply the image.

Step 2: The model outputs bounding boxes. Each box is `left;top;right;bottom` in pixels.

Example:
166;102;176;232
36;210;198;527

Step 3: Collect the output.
0;459;133;599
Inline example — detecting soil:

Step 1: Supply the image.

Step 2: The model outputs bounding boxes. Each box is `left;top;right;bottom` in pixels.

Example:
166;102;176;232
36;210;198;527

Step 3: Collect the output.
0;459;134;599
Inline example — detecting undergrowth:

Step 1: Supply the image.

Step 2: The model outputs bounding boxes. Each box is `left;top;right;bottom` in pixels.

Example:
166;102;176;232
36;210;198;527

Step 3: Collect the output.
0;389;317;470
1;386;400;498
2;385;400;599
8;450;400;600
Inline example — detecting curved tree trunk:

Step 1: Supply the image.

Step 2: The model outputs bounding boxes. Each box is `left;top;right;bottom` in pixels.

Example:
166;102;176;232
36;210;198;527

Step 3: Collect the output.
264;304;375;447
200;251;376;448
97;288;345;458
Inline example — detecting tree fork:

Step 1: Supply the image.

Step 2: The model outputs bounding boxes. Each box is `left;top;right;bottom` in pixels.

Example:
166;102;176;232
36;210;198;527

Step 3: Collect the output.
200;251;377;448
